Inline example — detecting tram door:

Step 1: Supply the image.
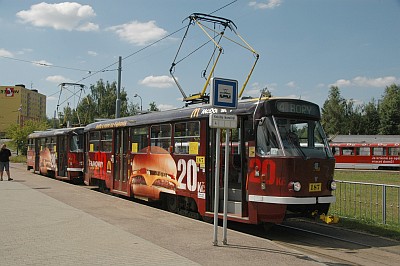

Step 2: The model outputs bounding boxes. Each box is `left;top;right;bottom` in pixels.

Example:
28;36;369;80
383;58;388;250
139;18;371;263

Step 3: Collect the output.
58;136;67;177
207;117;250;217
34;139;40;172
113;128;129;192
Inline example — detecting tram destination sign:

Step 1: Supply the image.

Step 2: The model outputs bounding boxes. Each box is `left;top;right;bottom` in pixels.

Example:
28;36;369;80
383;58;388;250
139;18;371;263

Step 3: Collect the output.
275;100;320;117
210;77;238;109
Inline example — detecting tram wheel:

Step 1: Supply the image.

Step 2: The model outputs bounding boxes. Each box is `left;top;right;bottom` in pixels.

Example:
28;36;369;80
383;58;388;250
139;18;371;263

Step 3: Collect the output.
166;195;178;213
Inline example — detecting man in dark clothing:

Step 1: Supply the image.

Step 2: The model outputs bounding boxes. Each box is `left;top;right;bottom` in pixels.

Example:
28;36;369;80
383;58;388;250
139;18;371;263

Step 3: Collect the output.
0;144;12;181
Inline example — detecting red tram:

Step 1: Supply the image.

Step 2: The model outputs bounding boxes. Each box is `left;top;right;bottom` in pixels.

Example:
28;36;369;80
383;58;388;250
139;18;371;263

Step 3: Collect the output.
330;142;400;170
83;97;336;224
27;127;85;182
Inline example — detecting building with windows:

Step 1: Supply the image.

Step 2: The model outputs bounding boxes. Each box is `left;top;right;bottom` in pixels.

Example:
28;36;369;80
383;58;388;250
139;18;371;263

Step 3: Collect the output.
0;84;46;136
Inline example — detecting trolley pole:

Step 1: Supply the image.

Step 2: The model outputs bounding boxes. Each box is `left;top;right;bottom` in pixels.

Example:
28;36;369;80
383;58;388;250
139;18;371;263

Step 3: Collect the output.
115;56;122;118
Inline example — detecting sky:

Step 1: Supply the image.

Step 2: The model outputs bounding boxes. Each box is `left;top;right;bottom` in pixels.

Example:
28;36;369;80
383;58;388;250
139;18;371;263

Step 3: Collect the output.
1;0;399;118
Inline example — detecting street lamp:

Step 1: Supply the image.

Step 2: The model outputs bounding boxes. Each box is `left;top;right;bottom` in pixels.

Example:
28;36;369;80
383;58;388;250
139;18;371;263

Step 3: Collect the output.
134;93;142;111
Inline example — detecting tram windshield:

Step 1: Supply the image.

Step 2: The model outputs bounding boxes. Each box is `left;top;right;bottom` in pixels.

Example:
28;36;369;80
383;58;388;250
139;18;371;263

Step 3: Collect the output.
257;116;333;158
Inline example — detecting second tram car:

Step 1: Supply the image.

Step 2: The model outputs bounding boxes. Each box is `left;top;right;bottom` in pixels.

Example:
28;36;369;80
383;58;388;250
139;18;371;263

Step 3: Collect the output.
83;97;336;224
330;142;400;170
27;127;85;182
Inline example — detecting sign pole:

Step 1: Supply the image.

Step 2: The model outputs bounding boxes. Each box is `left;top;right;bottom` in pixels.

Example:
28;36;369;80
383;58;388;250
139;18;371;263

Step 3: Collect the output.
222;129;230;245
213;128;221;246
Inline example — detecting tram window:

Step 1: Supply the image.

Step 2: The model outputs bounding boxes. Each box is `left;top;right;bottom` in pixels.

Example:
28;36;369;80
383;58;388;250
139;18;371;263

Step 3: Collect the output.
151;124;171;152
70;134;83;152
101;130;113;152
331;146;340;155
130;126;149;153
89;131;100;152
46;137;56;151
257;117;280;156
356;147;370;156
39;138;45;151
342;147;354;156
388;147;400;156
372;147;385;156
174;121;200;155
27;139;34;151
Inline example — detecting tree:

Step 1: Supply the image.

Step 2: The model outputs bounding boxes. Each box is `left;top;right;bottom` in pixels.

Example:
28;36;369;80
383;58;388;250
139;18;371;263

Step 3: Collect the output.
75;79;137;124
362;100;380;134
378;84;400;134
321;86;347;136
344;99;363;135
148;102;160;111
5;120;49;155
261;87;272;97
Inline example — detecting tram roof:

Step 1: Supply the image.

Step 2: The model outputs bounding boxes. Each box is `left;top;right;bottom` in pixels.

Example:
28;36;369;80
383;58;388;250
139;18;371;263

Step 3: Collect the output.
330;135;400;144
84;99;259;131
83;97;321;131
28;126;84;138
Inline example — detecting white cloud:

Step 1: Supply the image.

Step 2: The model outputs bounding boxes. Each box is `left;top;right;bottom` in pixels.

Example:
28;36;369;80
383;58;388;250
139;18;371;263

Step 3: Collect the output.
286;81;296;88
0;48;13;57
16;2;99;31
47;96;57;101
331;76;399;88
77;22;99;31
139;75;175;88
46;75;72;84
32;60;53;67
88;51;98;56
16;48;33;55
249;0;282;9
107;20;167;46
158;104;176;111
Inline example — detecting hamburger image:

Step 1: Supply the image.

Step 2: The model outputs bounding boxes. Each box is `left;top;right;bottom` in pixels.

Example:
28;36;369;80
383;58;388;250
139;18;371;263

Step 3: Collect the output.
39;147;52;174
130;146;179;200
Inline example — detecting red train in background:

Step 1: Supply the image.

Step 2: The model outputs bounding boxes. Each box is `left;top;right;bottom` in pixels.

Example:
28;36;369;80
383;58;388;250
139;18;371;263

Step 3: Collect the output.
330;142;400;170
27;97;337;226
27;127;85;182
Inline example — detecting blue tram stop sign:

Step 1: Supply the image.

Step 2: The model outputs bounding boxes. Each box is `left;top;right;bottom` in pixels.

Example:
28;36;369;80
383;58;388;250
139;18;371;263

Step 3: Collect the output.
211;77;238;109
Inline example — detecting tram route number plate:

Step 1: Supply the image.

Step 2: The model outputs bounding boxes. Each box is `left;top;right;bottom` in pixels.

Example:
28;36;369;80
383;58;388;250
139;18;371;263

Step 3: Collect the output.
309;183;322;192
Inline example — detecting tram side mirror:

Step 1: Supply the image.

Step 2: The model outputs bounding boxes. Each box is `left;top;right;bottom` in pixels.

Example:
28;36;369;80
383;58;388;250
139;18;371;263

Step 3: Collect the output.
256;117;267;126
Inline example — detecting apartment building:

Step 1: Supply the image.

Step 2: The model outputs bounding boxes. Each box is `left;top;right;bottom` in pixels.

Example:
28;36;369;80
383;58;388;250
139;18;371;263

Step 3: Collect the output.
0;84;46;136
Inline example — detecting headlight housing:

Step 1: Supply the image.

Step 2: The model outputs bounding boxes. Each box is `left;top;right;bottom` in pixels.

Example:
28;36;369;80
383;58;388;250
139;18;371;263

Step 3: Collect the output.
288;181;301;192
329;180;337;191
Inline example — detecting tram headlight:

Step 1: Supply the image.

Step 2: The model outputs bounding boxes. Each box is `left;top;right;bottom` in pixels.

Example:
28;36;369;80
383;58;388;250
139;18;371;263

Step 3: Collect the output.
288;181;301;192
329;180;337;191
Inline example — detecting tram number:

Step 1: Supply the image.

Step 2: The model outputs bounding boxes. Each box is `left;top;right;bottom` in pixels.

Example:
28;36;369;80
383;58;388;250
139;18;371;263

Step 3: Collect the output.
309;183;322;192
177;159;198;192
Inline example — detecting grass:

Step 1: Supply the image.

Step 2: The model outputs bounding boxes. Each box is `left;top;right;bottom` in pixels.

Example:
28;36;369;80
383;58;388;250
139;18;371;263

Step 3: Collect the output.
331;169;400;241
334;217;400;241
10;155;27;163
334;170;400;185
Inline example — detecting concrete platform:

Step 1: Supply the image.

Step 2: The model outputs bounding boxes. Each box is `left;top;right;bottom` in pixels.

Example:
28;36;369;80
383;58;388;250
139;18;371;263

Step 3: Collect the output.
0;163;334;265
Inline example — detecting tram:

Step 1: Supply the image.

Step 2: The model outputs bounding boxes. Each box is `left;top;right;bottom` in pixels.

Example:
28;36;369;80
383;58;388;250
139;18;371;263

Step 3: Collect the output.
83;97;336;224
330;142;400;170
27;127;85;182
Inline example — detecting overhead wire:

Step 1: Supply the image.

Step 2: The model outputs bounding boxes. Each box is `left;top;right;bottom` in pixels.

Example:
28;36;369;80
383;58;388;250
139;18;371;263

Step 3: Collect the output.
21;0;239;119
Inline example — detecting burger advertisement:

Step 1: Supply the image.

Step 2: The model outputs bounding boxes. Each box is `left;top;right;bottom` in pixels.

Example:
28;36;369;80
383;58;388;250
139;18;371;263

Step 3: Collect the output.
129;146;180;199
39;147;56;174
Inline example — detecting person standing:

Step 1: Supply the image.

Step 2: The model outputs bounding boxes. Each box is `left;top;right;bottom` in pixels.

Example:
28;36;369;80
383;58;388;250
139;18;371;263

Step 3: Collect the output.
0;144;12;181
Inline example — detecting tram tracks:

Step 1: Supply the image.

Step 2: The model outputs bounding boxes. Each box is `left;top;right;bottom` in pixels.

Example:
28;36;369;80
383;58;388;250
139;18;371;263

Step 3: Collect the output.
227;218;400;265
275;223;371;248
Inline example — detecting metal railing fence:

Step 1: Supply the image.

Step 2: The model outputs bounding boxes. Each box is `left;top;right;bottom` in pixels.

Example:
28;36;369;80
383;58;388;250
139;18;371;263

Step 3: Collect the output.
329;180;400;225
